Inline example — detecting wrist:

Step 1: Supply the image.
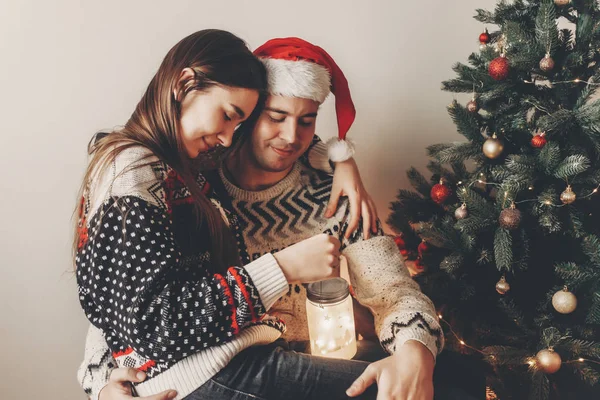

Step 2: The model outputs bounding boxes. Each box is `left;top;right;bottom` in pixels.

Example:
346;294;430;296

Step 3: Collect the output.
396;340;435;370
273;251;294;284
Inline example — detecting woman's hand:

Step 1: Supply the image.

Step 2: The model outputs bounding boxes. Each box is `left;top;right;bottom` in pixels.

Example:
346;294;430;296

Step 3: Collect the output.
324;158;378;240
98;368;177;400
274;234;341;283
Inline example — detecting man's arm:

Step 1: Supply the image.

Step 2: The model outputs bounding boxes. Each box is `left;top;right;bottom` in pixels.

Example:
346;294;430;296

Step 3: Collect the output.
340;222;444;359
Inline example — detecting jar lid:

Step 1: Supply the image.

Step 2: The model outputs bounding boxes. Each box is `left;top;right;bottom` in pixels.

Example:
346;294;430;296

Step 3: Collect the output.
307;278;350;305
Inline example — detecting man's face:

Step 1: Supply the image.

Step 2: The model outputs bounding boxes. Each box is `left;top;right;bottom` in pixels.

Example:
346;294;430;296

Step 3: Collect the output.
247;95;319;172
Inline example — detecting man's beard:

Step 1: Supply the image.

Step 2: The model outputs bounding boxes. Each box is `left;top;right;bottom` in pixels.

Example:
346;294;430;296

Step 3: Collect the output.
253;139;300;172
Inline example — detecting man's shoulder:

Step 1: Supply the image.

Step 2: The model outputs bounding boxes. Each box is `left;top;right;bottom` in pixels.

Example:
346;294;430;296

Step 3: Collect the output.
297;162;334;188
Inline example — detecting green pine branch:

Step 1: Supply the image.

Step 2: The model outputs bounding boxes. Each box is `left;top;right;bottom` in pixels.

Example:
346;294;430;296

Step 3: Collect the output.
448;101;486;143
535;0;560;56
427;142;481;164
494;227;514;272
553;155;590;179
528;371;550;400
406;167;432;198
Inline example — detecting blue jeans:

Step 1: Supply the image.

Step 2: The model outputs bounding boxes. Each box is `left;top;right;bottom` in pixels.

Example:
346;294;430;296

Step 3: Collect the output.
184;340;482;400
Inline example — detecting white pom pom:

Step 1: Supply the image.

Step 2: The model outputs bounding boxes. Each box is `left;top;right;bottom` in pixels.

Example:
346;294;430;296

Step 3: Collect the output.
326;138;355;163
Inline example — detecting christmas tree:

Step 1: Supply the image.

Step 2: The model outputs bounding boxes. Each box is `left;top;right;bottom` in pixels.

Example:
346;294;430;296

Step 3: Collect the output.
387;1;600;398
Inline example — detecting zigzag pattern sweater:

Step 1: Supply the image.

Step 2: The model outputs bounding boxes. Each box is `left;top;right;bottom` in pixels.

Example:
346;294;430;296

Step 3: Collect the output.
78;147;443;400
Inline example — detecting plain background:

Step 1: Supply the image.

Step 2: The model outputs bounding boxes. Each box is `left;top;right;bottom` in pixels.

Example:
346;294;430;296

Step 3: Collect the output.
0;0;498;398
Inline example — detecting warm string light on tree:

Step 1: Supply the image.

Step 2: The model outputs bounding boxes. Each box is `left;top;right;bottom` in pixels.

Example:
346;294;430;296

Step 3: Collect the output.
456;179;600;208
437;314;600;369
523;78;600;86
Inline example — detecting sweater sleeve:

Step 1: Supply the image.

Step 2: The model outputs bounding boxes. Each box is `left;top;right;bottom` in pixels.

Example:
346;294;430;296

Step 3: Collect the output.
301;135;335;174
338;214;444;360
77;325;115;400
76;196;289;364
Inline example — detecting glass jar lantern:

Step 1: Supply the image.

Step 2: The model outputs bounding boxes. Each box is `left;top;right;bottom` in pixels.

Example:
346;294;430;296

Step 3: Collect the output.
306;278;357;359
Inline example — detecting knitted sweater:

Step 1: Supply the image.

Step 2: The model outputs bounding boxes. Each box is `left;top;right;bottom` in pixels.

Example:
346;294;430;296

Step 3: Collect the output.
78;150;443;399
77;146;289;399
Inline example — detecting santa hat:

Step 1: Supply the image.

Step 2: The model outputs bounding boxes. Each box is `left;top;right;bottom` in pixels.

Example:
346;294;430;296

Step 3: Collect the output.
254;37;356;162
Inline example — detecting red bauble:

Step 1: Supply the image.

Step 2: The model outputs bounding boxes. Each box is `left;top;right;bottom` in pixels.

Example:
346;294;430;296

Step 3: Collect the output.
479;29;491;44
431;182;452;204
489;56;510;81
415;257;426;272
394;235;408;256
531;133;547;148
418;241;430;257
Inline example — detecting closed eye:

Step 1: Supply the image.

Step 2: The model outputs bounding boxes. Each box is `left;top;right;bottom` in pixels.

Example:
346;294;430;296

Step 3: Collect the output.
299;119;314;127
268;115;285;123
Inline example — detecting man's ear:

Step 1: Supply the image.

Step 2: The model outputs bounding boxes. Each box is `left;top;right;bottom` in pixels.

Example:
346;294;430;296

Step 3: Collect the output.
173;68;196;102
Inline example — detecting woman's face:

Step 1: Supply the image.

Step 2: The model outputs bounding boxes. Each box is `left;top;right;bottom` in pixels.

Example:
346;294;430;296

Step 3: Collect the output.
177;72;259;158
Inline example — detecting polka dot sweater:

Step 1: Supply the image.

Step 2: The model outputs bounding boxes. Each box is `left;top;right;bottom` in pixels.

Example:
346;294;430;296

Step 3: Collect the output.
76;146;291;399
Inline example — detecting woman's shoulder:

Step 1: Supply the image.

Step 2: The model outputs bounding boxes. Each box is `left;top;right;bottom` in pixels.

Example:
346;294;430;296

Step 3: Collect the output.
88;146;170;214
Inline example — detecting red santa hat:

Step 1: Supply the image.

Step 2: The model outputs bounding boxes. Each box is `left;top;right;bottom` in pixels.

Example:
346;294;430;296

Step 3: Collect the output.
254;37;356;162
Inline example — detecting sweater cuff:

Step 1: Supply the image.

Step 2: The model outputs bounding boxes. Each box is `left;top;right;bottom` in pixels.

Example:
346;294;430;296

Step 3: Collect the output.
307;140;334;174
389;323;441;362
89;368;113;400
243;253;288;310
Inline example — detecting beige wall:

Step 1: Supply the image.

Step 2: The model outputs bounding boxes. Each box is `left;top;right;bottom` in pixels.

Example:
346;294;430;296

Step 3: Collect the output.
0;0;496;398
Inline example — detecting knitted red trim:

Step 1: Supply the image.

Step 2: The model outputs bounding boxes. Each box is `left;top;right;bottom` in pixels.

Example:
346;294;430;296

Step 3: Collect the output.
138;360;156;372
215;273;239;334
112;347;134;359
229;267;257;322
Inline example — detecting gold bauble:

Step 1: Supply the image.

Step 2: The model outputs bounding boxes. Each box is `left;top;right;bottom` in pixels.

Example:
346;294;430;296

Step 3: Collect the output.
496;276;510;295
552;287;577;314
560;185;576;205
499;203;522;230
467;99;479;113
536;349;562;374
539;55;555;72
554;0;570;6
483;134;504;159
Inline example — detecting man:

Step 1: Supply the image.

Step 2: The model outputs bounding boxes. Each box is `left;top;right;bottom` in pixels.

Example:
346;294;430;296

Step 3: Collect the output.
80;37;447;400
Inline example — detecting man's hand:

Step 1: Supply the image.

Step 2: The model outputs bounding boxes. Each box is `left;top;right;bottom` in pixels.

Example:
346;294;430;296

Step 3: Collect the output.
98;367;177;400
346;341;434;400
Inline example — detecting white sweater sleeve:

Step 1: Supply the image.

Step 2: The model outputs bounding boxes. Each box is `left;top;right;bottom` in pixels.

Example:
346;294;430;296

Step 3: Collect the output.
342;236;444;359
77;325;115;400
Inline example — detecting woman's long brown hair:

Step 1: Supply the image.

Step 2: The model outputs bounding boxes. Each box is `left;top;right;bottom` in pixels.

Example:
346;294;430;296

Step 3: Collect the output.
73;29;267;273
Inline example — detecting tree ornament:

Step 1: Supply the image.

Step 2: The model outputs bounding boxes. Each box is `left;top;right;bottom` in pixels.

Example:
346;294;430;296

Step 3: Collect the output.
539;54;555;72
431;180;452;204
552;286;577;314
394;235;408;257
536;349;562;374
489;54;510;81
499;202;522;230
483;133;504;159
479;28;491;45
414;257;426;273
495;275;511;295
554;0;570;6
560;185;576;205
531;131;547;148
418;240;430;257
455;203;469;220
467;98;479;113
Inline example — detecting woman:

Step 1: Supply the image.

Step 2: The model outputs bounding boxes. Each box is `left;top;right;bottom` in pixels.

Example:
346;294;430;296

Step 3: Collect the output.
75;29;376;400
